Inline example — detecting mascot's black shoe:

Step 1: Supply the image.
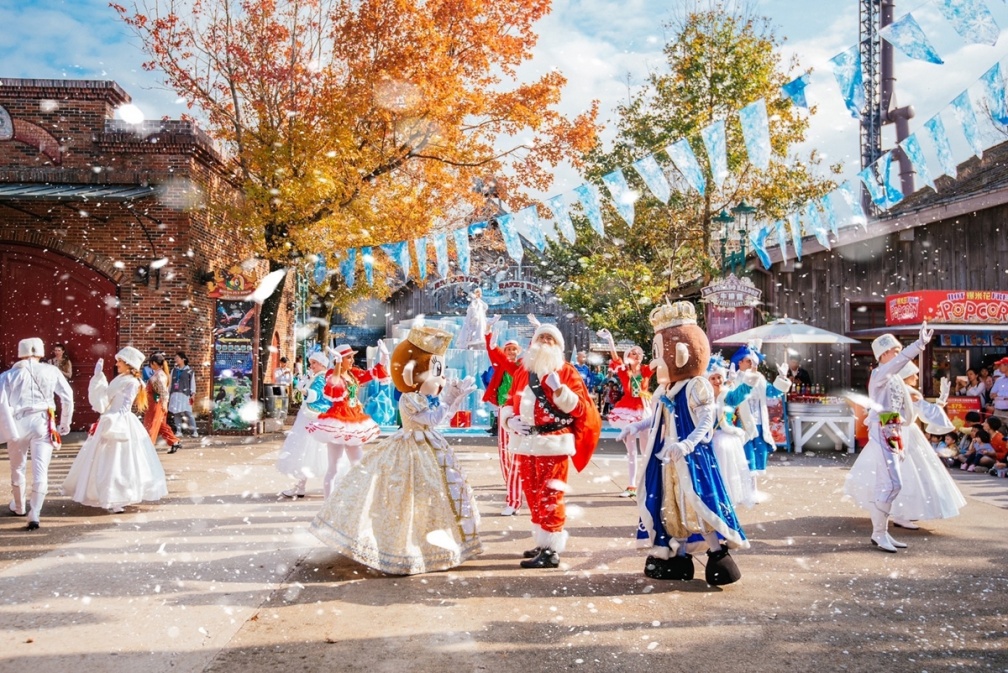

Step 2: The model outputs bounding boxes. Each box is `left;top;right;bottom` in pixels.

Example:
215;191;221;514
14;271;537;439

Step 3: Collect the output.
523;546;542;559
520;548;560;568
644;554;694;580
705;546;741;586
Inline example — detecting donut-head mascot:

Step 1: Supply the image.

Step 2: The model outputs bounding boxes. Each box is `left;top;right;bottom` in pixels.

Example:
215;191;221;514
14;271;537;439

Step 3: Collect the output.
389;325;475;409
637;301;748;585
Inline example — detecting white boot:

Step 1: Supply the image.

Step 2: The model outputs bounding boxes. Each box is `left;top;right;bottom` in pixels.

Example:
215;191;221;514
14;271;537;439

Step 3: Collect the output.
751;474;768;503
9;485;25;516
870;504;897;552
890;515;919;530
28;490;45;523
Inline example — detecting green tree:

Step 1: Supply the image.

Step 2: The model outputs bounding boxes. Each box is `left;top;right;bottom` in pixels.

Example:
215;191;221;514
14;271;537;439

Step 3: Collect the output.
538;2;835;348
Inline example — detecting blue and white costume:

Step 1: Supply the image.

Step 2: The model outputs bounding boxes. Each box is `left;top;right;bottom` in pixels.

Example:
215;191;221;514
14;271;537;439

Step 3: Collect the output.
276;352;333;496
636;378;749;558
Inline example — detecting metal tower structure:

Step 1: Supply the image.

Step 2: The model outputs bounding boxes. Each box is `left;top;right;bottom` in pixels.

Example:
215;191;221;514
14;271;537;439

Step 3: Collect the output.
860;0;882;171
860;0;916;203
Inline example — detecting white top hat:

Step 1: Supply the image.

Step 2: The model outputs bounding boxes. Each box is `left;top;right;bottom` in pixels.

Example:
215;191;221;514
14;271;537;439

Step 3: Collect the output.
308;351;330;367
17;338;45;359
116;346;145;371
871;334;901;360
897;361;919;380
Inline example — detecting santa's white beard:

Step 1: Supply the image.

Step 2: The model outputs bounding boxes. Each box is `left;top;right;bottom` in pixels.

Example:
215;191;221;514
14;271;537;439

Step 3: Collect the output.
524;343;565;378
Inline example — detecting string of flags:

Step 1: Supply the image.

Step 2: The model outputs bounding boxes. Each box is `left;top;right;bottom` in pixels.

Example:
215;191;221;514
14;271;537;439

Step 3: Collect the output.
325;0;1008;287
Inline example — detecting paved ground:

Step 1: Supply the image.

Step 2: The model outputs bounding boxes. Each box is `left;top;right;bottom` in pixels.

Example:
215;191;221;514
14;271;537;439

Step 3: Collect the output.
0;430;1006;673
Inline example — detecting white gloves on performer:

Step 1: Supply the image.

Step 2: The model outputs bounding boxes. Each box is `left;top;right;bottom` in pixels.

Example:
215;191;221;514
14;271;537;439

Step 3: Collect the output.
506;414;532;436
94;359;104;376
655;441;690;464
777;362;788;378
917;320;933;349
937;376;951;406
441;376;477;411
57;423;71;436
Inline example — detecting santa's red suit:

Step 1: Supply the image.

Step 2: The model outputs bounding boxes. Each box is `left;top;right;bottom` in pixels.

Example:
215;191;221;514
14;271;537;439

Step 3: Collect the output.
501;327;601;555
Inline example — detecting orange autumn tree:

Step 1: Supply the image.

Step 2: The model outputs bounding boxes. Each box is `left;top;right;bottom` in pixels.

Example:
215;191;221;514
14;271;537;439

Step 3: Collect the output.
112;0;598;343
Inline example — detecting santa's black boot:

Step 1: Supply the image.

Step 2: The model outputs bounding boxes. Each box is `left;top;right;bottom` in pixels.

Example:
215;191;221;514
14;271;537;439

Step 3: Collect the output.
705;546;741;586
520;547;560;569
644;554;694;580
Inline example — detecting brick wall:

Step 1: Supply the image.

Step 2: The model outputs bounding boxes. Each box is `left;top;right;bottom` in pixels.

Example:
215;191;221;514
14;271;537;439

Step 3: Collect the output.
0;78;292;424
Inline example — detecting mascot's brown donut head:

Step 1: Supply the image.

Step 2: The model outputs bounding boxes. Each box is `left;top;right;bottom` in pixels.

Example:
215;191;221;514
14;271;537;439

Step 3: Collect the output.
648;301;710;385
390;326;454;394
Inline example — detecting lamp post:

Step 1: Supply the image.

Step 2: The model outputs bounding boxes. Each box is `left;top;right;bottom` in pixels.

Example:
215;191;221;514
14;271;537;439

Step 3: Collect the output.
729;200;756;274
714;208;735;276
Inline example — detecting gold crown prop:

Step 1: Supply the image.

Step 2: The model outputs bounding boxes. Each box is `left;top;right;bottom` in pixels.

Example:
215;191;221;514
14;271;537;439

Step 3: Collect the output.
650;301;697;331
406;326;453;356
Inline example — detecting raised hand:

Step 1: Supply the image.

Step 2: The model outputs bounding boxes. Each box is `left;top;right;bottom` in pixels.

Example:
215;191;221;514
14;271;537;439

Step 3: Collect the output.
527;313;541;329
486;314;501;332
94;359;104;376
919;320;933;345
777;362;789;378
938;376;951;406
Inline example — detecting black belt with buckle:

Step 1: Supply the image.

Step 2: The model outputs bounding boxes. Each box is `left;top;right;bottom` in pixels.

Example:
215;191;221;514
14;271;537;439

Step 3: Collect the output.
529;419;573;435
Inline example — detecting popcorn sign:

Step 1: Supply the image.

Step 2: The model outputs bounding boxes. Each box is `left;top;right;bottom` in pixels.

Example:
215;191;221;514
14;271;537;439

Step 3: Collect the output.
886;290;1008;325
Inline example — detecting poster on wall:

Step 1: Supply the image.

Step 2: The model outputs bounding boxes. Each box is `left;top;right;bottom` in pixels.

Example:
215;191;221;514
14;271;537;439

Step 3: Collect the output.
208;267;261;434
942;396;983;431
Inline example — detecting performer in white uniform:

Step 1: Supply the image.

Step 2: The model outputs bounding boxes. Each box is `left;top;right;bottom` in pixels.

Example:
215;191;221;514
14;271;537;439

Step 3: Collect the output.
706;356;758;510
62;348;168;513
0;338;74;530
845;361;965;528
844;323;932;553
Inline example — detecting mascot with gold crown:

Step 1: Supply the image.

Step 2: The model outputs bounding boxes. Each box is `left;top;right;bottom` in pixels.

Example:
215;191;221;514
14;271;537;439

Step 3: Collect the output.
623;301;749;585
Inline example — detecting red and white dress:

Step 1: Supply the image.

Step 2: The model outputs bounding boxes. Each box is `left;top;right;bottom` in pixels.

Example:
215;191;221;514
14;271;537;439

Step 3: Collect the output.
606;355;653;428
306;376;380;446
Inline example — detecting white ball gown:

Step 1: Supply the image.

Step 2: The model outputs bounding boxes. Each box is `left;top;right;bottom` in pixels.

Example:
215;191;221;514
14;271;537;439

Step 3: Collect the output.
62;371;168;509
310;391;482;575
844;385;965;521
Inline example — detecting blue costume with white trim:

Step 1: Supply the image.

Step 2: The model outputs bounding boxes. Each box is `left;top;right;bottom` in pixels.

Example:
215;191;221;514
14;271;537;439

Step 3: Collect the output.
636;380;748;557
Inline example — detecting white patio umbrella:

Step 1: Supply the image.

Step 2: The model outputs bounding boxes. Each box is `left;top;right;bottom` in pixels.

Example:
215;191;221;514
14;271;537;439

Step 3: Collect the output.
713;317;859;345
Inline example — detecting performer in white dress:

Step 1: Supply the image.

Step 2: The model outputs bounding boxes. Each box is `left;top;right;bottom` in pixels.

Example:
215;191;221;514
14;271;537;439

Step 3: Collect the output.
277;351;333;498
845;362;965;527
842;323;932;552
706;356;758;510
455;287;488;349
311;326;481;575
62;348;168;513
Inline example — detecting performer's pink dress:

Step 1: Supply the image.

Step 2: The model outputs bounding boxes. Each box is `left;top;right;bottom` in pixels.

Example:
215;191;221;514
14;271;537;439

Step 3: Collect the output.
306;377;380;446
606;356;653;427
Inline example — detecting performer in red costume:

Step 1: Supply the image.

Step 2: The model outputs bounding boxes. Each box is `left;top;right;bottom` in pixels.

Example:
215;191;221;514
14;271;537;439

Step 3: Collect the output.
483;316;523;515
598;328;653;498
502;323;602;569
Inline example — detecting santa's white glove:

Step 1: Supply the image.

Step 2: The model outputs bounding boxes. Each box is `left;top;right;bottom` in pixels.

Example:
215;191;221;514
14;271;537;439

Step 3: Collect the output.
777;362;789;378
596;328;613;343
486;314;501;332
94;359;104;376
506;415;532;436
655;441;687;464
527;313;541;329
57;423;71;436
919;320;933;346
544;371;562;390
938;376;951;406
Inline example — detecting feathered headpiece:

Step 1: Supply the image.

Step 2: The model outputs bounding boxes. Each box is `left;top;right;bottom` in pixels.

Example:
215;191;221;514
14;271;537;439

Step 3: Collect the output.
707;353;729;378
730;339;765;367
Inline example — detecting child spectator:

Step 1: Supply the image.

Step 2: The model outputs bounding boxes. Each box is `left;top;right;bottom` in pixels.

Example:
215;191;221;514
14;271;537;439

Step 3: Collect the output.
976;416;1007;471
953;424;981;469
963;428;994;472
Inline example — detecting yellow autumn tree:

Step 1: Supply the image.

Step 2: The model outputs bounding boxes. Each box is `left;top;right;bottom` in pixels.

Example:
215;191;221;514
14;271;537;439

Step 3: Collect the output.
113;0;598;341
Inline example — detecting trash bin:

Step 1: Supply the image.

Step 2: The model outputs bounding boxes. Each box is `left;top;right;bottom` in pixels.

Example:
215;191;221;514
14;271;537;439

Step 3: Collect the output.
263;384;289;421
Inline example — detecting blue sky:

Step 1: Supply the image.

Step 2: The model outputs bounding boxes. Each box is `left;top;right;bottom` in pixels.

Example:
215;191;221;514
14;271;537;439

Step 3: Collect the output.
5;0;1008;194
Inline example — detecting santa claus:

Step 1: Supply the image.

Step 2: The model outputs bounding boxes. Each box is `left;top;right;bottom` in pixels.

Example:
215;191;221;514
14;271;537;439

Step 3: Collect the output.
502;323;602;569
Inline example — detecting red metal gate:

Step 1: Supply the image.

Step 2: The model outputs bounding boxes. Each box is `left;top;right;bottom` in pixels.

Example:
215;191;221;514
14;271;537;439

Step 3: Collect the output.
0;243;120;430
